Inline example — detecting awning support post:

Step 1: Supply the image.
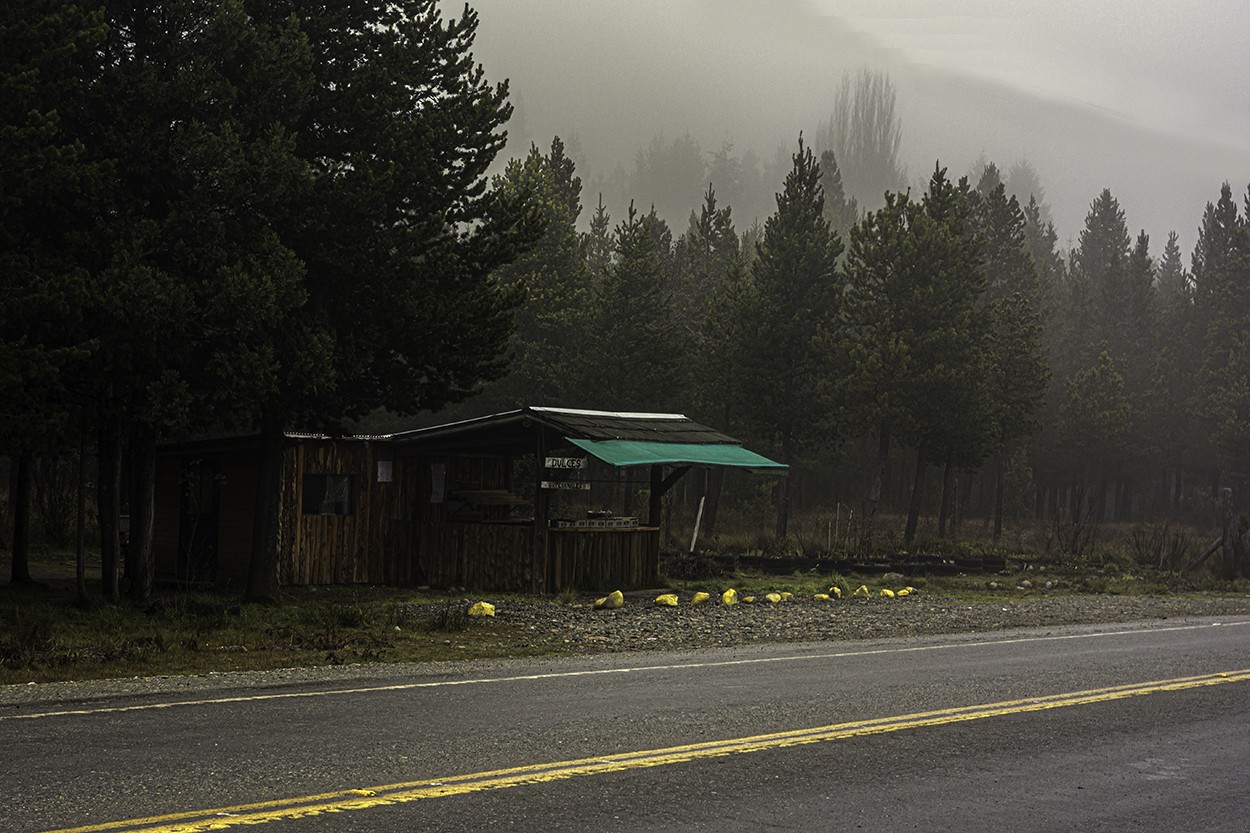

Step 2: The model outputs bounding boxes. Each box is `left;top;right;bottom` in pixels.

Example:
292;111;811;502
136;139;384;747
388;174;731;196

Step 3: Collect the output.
649;464;691;527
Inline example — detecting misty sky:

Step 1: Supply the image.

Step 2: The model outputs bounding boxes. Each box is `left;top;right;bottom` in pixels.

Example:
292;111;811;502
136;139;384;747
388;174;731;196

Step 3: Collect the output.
460;0;1250;254
819;0;1250;150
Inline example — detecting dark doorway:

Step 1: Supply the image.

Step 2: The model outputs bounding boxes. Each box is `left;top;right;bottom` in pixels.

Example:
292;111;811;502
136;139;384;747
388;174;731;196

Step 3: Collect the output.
178;459;219;583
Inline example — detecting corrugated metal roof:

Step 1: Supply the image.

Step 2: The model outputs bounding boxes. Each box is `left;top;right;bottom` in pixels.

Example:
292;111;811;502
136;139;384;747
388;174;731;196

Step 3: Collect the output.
388;405;741;446
532;408;738;444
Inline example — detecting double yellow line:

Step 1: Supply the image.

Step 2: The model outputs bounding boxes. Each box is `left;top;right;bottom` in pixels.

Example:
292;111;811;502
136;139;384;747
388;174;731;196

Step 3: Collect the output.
45;669;1250;833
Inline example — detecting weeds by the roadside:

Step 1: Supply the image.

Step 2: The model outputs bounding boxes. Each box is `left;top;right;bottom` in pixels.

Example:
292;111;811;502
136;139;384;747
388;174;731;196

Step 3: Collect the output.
2;555;1245;686
0;585;557;684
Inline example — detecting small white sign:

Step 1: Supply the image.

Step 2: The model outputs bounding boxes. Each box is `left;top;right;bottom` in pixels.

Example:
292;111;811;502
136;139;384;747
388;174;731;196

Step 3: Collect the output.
545;456;587;470
541;480;591;491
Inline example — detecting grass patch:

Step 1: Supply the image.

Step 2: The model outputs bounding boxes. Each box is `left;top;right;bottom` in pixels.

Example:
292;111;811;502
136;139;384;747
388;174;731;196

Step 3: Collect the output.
0;583;563;685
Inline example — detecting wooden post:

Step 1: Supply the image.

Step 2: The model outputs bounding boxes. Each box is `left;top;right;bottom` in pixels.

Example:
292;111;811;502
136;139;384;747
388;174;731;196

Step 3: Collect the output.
689;496;706;554
649;465;662;528
533;431;549;594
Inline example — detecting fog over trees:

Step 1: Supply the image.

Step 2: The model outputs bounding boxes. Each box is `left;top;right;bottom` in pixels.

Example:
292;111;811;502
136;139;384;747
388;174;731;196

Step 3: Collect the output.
464;0;1249;257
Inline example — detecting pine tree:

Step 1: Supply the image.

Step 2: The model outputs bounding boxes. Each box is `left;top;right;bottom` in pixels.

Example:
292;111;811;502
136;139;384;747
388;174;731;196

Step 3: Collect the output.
577;203;683;411
1057;351;1134;521
819;150;859;250
1191;184;1241;336
841;164;990;539
1005;159;1053;229
735;137;843;537
482;137;590;409
1147;231;1197;508
1072;189;1133;364
970;171;1049;538
674;186;746;428
582;194;613;284
0;0;104;584
902;165;990;543
627;133;707;229
1196;184;1250;493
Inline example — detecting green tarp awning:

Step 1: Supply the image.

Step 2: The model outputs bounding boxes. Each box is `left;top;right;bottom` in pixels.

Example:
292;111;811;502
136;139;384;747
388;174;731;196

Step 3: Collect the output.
565;438;787;473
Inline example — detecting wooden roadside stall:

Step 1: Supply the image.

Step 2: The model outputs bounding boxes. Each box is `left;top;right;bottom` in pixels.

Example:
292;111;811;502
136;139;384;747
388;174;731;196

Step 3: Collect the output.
389;406;787;593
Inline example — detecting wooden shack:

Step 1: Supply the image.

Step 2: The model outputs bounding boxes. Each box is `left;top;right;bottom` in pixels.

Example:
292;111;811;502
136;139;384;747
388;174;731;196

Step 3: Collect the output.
154;433;395;589
153;407;785;592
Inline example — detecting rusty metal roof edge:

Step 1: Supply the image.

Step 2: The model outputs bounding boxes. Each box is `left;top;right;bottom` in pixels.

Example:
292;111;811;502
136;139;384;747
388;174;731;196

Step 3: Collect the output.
388;406;706;443
386;408;530;441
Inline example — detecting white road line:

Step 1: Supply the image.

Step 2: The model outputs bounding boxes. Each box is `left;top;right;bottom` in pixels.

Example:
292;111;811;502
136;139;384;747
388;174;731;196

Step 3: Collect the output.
5;619;1247;721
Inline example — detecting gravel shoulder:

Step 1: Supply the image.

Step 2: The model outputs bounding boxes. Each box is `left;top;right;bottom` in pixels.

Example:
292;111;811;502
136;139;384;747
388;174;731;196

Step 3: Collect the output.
3;591;1248;710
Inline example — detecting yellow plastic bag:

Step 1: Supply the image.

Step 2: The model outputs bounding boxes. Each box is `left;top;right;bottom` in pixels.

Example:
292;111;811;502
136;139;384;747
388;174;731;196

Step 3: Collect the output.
655;593;679;606
853;585;870;599
765;592;782;604
595;590;624;609
721;588;739;606
896;588;911;597
742;595;757;603
779;591;793;601
828;586;843;598
880;588;896;598
691;591;711;605
468;601;495;617
813;593;830;601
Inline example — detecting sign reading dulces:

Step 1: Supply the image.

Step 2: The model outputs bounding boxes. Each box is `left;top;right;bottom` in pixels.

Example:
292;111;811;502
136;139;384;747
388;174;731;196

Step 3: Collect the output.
544;456;587;470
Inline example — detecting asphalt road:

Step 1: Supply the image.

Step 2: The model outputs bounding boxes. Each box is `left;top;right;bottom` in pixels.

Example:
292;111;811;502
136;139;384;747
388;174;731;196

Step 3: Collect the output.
5;617;1250;832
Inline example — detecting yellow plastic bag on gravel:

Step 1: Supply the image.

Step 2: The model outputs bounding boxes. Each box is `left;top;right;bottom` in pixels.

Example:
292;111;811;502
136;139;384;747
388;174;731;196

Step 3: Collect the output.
595;590;624;609
655;593;679;606
880;588;896;598
853;585;870;598
691;591;711;605
813;593;830;601
765;592;782;604
468;601;495;617
721;588;739;605
742;595;757;603
828;586;843;598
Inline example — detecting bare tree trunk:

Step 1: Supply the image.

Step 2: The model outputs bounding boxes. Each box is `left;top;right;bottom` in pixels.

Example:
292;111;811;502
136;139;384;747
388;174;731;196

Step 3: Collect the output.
938;460;954;539
10;450;33;584
129;426;157;602
865;426;890;518
905;443;926;545
97;415;122;602
993;452;1006;543
76;437;88;605
246;413;285;602
774;430;792;540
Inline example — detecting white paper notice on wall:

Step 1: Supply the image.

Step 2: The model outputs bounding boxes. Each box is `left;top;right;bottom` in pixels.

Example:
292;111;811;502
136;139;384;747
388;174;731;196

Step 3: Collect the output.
430;462;446;503
377;460;393;483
